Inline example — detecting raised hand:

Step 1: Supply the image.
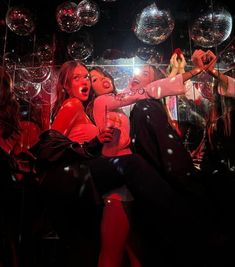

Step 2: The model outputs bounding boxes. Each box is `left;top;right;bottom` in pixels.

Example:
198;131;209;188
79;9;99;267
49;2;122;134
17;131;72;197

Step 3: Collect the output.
178;53;187;73
168;53;179;77
205;50;217;72
191;49;217;72
191;49;205;69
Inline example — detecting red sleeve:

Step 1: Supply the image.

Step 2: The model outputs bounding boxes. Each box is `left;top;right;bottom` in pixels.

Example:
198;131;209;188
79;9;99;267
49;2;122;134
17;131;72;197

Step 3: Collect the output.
51;98;84;136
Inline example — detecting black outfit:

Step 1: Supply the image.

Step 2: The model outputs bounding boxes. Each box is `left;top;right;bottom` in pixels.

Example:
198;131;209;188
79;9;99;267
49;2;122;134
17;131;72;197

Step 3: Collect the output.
129;99;203;193
129;98;235;266
30;129;213;266
30;130;103;267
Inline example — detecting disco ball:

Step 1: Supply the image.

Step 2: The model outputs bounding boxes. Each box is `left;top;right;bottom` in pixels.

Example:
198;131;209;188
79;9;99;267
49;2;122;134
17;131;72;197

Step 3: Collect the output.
221;46;235;66
67;41;93;60
191;7;233;48
77;0;100;27
136;46;163;62
133;3;175;45
2;52;20;71
14;71;41;101
67;31;93;60
56;2;81;33
19;67;51;84
18;54;51;83
6;6;35;36
36;44;54;65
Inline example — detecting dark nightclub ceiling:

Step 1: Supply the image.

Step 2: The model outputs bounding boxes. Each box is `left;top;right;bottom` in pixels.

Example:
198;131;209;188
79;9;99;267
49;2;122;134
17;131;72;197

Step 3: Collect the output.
0;0;234;67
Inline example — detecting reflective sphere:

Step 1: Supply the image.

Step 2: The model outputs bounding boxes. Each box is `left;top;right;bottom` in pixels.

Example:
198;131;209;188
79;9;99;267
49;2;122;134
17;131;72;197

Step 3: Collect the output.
19;67;51;84
5;6;35;36
36;44;54;65
191;8;233;48
67;40;93;60
14;71;41;101
2;52;20;71
56;2;81;33
18;54;51;83
133;3;174;45
77;0;100;27
221;45;235;66
136;46;162;62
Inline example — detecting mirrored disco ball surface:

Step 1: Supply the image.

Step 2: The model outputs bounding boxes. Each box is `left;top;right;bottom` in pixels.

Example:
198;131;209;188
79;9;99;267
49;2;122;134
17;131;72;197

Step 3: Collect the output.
221;45;235;66
6;6;35;36
67;41;93;60
191;8;233;48
77;0;100;26
18;54;51;83
133;3;174;45
136;46;157;61
14;71;41;101
56;2;81;33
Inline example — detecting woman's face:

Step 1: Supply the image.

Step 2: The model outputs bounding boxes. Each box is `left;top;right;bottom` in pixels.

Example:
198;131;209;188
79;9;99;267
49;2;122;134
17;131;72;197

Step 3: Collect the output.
129;65;156;90
67;65;91;102
90;69;114;96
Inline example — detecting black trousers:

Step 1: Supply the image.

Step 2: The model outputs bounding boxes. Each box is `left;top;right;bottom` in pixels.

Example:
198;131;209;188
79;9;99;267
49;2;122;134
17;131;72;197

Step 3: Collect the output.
88;153;212;267
129;99;207;195
130;99;194;177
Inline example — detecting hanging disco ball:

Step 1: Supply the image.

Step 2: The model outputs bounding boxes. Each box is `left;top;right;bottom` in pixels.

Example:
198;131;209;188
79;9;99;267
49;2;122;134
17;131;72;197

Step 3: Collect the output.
56;2;82;33
77;0;100;27
14;71;41;101
190;7;233;48
136;46;163;63
5;6;35;36
36;44;54;65
67;41;93;60
67;31;93;60
221;45;235;66
19;67;51;84
2;52;20;71
133;3;175;45
18;54;51;83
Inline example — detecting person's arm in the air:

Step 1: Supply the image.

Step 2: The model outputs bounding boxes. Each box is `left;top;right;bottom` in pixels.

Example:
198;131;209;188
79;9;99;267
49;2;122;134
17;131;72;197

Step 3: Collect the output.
191;49;235;98
93;69;202;115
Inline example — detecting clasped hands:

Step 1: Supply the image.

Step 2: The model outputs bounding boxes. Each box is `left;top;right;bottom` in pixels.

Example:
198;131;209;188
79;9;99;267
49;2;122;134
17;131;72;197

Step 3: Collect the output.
170;49;217;75
191;49;217;73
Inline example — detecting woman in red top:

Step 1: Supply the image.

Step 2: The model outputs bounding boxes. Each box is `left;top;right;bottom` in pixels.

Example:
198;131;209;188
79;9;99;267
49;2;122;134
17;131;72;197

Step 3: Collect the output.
33;60;114;267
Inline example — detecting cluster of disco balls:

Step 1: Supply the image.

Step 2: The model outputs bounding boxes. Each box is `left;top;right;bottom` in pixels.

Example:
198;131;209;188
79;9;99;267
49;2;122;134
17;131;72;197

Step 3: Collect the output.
5;1;233;54
5;0;100;36
56;0;100;33
133;3;233;48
